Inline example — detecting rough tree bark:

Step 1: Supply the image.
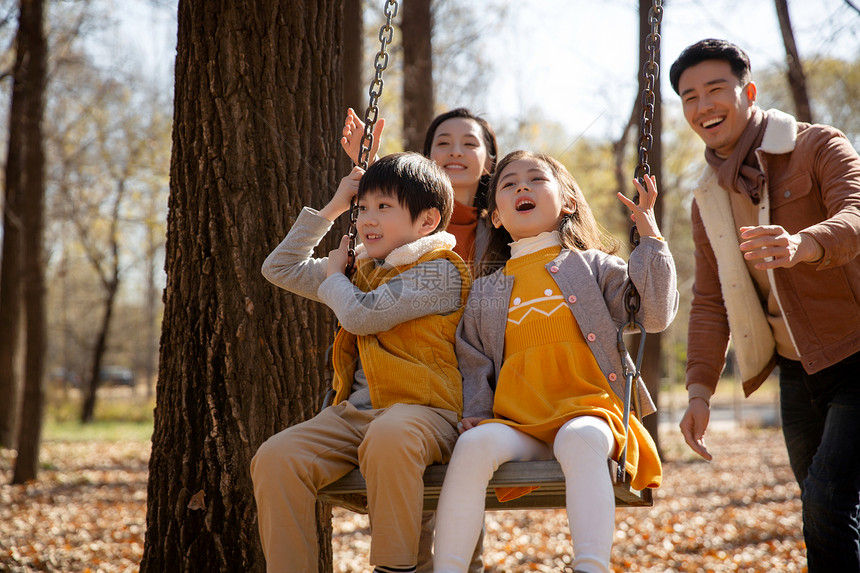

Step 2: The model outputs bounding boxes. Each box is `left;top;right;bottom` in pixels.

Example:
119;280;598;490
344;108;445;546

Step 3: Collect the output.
342;0;364;117
341;0;363;180
774;0;813;123
141;1;342;571
402;0;433;152
12;0;47;485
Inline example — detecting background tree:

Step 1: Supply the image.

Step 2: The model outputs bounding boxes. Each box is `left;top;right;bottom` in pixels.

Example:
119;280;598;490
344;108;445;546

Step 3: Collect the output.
807;57;860;145
431;0;505;115
635;0;663;453
755;56;860;148
11;0;47;485
600;0;666;453
141;1;342;570
402;0;433;151
52;75;157;423
136;95;171;398
2;0;116;457
0;0;25;450
358;0;505;156
774;0;813;122
653;112;704;403
41;2;172;407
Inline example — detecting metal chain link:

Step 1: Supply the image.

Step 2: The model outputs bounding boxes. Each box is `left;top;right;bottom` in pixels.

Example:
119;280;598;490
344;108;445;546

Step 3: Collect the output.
618;0;663;483
357;0;398;170
630;0;664;253
345;0;399;277
624;0;663;324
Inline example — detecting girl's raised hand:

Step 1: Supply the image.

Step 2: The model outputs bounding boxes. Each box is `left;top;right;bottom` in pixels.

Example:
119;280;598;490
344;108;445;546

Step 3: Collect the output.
318;166;364;222
341;108;384;166
617;175;662;239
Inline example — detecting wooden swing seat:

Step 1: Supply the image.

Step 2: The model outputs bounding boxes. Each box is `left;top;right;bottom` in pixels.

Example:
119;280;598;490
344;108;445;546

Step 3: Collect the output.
318;458;652;514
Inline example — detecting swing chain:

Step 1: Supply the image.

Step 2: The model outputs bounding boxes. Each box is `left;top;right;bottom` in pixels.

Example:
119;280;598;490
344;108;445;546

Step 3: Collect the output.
625;0;662;326
346;0;399;277
618;0;663;483
635;0;663;189
358;0;398;170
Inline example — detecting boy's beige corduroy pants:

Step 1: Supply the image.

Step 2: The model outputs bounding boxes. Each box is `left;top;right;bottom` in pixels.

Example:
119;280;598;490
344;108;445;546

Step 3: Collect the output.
251;401;458;573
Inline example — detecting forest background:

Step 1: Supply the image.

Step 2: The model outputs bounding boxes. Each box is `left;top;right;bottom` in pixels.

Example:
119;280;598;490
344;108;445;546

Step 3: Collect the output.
0;0;859;571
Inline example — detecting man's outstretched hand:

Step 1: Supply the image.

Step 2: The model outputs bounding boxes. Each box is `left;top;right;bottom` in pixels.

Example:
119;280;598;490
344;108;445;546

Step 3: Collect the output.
679;397;713;461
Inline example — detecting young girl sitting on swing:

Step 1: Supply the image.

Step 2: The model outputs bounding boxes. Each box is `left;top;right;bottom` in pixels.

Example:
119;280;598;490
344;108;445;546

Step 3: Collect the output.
432;150;679;573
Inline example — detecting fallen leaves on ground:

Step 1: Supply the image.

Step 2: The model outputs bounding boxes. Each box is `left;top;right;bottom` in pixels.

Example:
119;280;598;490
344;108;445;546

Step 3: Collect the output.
1;427;804;572
1;441;148;573
332;427;805;573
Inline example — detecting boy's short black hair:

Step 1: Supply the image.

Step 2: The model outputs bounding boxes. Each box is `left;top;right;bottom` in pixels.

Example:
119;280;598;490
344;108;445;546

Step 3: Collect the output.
669;38;752;95
358;152;454;233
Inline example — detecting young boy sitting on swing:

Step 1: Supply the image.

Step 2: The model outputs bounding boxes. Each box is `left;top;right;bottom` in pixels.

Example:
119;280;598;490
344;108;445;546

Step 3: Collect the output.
252;152;472;573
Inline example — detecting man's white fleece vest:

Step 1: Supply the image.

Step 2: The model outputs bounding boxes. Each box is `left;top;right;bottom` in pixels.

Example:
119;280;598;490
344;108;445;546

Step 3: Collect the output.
692;109;799;384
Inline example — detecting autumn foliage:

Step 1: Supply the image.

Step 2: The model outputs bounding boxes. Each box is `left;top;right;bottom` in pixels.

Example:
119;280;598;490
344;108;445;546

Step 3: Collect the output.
1;427;805;572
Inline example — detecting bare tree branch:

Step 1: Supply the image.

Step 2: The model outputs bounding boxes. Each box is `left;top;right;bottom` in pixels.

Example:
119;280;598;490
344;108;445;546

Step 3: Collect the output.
774;0;813;122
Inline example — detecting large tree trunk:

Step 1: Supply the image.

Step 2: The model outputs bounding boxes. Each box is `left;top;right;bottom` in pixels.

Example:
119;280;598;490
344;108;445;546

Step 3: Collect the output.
774;0;813;123
636;0;663;456
341;0;363;179
342;0;364;117
141;1;342;571
402;0;433;152
12;0;47;485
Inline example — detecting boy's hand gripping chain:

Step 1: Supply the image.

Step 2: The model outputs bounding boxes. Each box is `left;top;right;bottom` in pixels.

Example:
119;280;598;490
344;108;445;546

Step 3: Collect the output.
616;0;662;483
345;0;399;277
325;1;399;408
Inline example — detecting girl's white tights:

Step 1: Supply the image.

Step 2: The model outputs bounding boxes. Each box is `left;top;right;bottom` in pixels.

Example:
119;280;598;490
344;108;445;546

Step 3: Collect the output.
432;417;615;573
554;416;616;573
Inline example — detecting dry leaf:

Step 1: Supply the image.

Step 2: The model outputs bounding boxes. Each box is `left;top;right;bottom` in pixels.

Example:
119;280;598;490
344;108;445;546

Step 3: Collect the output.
187;489;206;511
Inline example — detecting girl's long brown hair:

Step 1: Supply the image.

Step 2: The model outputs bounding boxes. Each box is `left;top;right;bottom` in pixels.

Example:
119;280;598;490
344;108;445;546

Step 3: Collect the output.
478;150;619;276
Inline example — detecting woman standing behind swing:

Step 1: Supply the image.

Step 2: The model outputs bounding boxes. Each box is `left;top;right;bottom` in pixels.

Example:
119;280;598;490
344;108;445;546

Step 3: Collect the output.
342;107;498;273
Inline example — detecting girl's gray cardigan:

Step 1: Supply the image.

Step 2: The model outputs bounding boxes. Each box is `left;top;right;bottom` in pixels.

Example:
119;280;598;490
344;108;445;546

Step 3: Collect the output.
457;237;679;420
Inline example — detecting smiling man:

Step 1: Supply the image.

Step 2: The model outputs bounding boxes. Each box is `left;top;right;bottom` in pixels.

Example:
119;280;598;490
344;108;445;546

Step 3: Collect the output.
670;39;860;572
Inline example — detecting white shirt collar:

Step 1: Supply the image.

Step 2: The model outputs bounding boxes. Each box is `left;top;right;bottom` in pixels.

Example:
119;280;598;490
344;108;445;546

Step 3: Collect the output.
509;231;561;259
